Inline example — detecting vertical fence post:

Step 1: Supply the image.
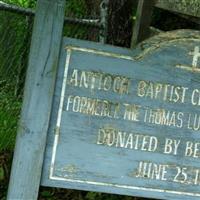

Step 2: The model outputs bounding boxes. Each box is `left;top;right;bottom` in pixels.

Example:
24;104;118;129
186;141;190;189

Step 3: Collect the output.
99;0;109;44
7;0;65;199
131;0;156;48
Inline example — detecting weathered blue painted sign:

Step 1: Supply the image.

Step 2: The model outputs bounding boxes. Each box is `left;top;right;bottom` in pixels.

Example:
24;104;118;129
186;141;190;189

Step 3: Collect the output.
41;30;200;200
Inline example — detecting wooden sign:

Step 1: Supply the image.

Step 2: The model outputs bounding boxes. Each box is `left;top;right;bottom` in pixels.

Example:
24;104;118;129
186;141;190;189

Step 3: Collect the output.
7;1;200;200
40;30;200;200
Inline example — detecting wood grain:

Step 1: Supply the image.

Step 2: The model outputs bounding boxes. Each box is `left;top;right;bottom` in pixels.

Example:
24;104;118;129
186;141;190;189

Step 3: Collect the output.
7;0;65;199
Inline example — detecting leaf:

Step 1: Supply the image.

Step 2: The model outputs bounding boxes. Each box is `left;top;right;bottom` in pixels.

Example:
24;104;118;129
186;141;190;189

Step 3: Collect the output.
41;190;53;197
86;192;102;200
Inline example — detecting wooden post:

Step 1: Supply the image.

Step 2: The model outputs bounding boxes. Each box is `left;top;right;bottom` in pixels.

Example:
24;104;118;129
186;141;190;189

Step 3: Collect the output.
131;0;156;48
7;0;65;199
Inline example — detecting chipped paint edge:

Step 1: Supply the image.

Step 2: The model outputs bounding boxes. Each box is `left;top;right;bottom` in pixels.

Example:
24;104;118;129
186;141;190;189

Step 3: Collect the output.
49;45;200;198
50;48;72;178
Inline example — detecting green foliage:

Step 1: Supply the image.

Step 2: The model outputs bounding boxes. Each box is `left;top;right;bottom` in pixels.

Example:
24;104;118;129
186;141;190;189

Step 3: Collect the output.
66;0;87;17
64;0;88;39
0;82;21;150
85;192;101;200
0;0;33;150
0;0;95;152
2;0;36;8
41;190;56;200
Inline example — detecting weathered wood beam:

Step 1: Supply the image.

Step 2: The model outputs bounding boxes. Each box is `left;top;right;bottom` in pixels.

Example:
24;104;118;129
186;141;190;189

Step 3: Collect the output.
131;0;156;48
156;0;200;18
7;0;65;199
